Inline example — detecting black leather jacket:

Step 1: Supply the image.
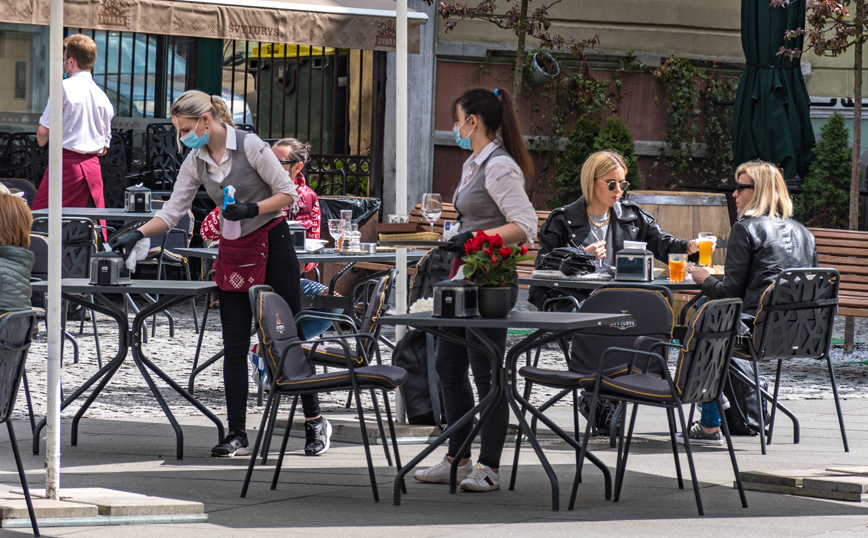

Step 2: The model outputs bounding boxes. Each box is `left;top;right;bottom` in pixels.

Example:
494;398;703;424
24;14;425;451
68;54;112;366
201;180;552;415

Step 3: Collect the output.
529;197;690;309
701;215;817;315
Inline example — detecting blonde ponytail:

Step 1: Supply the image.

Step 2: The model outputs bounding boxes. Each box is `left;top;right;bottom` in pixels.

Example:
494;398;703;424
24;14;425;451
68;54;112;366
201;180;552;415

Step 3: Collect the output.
171;89;235;127
210;95;236;127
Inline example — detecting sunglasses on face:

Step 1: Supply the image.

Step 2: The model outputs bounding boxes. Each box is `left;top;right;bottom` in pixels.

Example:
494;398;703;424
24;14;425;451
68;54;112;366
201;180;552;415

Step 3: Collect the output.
735;183;755;192
279;160;300;166
596;179;629;191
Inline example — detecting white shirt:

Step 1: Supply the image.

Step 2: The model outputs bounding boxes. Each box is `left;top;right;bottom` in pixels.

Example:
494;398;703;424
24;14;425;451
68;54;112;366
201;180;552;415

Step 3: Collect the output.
457;140;538;243
39;71;114;154
155;125;299;230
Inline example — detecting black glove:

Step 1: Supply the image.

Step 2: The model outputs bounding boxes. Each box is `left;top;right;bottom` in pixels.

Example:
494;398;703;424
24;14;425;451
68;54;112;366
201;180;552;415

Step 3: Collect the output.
112;229;144;259
223;202;260;221
440;231;473;254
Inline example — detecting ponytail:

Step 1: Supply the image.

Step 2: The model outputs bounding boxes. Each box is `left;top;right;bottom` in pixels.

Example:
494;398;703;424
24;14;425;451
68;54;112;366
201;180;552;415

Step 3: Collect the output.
210;95;236;127
452;87;533;179
170;89;235;127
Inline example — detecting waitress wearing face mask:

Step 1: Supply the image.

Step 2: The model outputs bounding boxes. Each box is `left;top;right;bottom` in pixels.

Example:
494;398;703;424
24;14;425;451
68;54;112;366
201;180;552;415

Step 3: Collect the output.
113;90;305;458
412;88;538;493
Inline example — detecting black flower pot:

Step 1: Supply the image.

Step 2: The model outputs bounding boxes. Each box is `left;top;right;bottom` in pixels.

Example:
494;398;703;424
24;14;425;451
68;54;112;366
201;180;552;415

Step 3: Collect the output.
477;286;512;318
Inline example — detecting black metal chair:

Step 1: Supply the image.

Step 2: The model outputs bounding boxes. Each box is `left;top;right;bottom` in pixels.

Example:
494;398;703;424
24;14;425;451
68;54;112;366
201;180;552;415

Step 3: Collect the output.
737;268;846;454
0;310;41;536
240;285;408;502
579;298;747;516
511;285;676;491
0;178;38;208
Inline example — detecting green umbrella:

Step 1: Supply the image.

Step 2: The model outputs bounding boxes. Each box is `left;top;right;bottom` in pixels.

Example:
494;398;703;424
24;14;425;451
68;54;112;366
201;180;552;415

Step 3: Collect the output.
733;0;815;179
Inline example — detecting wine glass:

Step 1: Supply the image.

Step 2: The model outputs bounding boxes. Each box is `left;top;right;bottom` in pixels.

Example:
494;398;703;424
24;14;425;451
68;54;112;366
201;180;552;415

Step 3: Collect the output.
421;193;442;233
328;219;343;249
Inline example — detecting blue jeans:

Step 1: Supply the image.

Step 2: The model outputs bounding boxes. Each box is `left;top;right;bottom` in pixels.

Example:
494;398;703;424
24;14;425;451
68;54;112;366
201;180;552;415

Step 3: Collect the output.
299;278;341;338
700;402;721;429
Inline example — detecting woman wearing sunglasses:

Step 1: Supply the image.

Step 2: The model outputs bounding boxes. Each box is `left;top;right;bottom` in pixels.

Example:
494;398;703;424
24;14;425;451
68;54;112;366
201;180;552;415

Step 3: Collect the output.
682;160;816;446
530;150;699;311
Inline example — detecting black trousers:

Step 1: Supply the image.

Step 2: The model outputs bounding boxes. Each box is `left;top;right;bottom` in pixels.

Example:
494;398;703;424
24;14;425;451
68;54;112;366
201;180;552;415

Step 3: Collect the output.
435;284;518;469
219;220;320;432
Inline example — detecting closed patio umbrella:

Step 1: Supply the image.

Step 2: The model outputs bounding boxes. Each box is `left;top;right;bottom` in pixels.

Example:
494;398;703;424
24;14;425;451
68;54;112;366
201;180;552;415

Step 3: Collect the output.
733;0;815;179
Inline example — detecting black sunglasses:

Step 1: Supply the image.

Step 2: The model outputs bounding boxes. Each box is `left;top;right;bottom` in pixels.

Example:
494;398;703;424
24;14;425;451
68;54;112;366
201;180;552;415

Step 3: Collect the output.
735;183;755;192
597;179;629;191
279;160;300;166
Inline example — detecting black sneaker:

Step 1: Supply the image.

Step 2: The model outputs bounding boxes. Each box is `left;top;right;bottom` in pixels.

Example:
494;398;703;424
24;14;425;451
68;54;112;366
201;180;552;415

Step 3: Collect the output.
304;417;332;456
211;430;249;457
596;401;620;436
578;395;592;420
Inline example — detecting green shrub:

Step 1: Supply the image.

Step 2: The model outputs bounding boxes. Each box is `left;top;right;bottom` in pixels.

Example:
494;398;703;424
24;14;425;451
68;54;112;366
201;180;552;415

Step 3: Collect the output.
795;112;851;229
550;119;600;208
594;116;641;189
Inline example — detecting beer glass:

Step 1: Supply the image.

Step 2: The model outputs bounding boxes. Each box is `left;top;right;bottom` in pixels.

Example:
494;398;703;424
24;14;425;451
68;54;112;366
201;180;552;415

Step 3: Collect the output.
669;253;688;282
697;232;716;266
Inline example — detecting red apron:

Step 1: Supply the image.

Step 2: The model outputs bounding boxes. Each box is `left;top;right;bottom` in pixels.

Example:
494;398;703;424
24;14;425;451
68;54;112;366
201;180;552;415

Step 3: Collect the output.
33;149;105;210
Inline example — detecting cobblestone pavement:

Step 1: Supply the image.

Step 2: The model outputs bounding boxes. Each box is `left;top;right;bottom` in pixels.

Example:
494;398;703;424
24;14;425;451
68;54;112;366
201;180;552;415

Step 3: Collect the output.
17;297;868;421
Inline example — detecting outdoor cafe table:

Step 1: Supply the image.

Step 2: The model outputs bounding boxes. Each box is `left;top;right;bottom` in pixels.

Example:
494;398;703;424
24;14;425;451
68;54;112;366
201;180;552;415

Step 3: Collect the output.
377;310;632;511
519;276;703;292
31;207;158;221
31;279;223;460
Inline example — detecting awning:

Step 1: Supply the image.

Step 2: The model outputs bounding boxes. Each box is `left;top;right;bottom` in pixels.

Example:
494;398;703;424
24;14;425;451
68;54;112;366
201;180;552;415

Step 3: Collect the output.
0;0;426;52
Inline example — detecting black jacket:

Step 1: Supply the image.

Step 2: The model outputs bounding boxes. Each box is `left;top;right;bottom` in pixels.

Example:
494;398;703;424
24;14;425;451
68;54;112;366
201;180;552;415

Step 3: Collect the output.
700;215;817;315
529;197;690;309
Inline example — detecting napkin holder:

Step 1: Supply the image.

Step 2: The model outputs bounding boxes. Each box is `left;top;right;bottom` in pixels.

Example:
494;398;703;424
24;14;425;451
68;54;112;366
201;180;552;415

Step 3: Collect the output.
89;251;131;286
432;280;480;318
124;185;152;212
614;248;654;282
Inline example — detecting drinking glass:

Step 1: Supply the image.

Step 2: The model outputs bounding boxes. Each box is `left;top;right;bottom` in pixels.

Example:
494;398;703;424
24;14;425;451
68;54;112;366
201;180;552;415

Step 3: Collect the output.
668;253;687;282
421;193;442;233
328;219;343;249
697;232;716;266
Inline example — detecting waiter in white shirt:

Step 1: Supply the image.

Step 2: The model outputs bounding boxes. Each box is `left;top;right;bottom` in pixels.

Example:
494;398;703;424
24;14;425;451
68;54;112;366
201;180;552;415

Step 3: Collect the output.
33;34;114;211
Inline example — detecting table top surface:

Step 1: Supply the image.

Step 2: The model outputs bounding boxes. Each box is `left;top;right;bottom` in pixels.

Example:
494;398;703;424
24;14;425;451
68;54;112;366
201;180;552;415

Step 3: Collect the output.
378;311;632;330
176;247;428;263
32;278;217;295
32;208;157;220
520;276;702;291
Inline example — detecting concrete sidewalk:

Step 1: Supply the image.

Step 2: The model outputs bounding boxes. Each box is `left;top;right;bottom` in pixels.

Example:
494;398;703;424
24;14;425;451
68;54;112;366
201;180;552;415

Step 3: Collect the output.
1;397;867;537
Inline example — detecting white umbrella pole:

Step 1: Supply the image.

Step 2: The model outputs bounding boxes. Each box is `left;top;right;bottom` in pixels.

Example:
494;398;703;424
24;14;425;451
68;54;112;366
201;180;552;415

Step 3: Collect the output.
394;0;409;422
45;0;64;500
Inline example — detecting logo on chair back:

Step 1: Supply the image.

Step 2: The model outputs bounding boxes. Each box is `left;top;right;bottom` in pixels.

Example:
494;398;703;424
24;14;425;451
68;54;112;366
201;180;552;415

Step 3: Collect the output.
609;310;637;330
275;313;285;334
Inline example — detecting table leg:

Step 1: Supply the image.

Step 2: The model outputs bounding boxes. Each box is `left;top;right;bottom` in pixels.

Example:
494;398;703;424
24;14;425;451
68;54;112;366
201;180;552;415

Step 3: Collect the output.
33;293;129;455
131;293;224;459
188;299;213;393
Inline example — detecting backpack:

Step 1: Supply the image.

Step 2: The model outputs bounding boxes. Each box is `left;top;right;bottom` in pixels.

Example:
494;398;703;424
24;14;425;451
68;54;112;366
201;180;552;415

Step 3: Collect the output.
393;329;444;427
722;356;772;435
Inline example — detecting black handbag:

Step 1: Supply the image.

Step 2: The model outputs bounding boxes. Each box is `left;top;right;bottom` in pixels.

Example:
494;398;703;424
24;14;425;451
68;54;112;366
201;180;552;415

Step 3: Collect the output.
539;246;596;276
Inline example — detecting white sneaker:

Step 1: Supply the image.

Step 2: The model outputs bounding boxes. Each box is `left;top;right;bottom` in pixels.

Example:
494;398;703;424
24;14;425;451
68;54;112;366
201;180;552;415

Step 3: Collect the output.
414;457;473;484
459;463;500;492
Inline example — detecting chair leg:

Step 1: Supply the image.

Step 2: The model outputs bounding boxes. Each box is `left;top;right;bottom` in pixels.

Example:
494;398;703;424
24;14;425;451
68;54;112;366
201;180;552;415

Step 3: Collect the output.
7;422;40;536
89;294;102;369
666;408;684;489
353;388;379;502
382;390;406;494
261;394;288;464
749;350;767;455
368;389;393;467
767;359;783;444
241;391;278;498
675;405;704;516
185;264;200;333
271;405;296;490
609;401;621;448
613;403;637;502
718;400;748;508
826;356;850;452
23;371;36;434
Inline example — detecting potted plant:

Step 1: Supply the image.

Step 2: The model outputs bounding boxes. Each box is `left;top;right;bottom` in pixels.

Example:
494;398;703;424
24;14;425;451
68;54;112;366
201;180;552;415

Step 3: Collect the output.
530;51;560;84
461;230;532;318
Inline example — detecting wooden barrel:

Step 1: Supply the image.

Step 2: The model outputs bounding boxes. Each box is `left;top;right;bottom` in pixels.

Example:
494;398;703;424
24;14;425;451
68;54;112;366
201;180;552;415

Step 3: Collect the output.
625;191;731;266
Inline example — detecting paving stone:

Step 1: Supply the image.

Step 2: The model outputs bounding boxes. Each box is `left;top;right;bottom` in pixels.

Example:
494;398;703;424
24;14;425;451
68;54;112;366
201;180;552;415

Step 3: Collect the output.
826;466;868;476
0;497;98;520
739;469;846;487
21;488;203;517
802;476;868;495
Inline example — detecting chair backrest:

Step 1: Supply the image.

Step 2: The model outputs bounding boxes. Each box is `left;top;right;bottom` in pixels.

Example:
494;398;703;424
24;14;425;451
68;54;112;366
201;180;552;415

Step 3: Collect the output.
101;162;128;209
359;272;394;340
32;217;97;279
28;234;49;309
250;285;311;384
0;179;37;208
146;122;190;171
0;310;37;423
408;249;451;305
570;285;675;376
751;268;839;361
146;200;194;256
674;298;742;405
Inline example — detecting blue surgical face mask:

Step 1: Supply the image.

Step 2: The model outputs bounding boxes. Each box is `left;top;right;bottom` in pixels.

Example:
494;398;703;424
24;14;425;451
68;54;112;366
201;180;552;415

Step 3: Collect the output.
180;117;209;149
62;58;70;79
453;117;474;150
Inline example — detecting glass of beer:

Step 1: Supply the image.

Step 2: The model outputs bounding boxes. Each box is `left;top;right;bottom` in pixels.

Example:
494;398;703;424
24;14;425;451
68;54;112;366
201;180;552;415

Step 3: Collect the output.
697;232;716;266
669;253;688;282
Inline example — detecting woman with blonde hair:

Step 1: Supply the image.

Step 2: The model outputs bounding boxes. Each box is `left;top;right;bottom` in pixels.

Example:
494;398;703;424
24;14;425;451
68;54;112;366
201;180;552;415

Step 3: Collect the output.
684;160;816;446
0;193;34;315
113;90;331;458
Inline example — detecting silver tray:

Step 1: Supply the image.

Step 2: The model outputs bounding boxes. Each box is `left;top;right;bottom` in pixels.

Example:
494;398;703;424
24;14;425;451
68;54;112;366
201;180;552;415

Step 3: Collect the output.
334;249;369;255
378;239;453;248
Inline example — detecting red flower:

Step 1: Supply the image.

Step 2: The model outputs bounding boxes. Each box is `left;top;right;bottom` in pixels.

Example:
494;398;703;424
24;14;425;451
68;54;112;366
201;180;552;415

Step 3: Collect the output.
490;235;504;248
490;255;497;263
485;248;493;257
520;244;528;255
499;247;512;258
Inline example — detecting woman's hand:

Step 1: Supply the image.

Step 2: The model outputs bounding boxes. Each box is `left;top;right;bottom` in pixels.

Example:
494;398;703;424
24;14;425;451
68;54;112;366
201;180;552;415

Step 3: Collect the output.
223;202;260;221
689;265;710;285
687;239;714;255
583;240;607;261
